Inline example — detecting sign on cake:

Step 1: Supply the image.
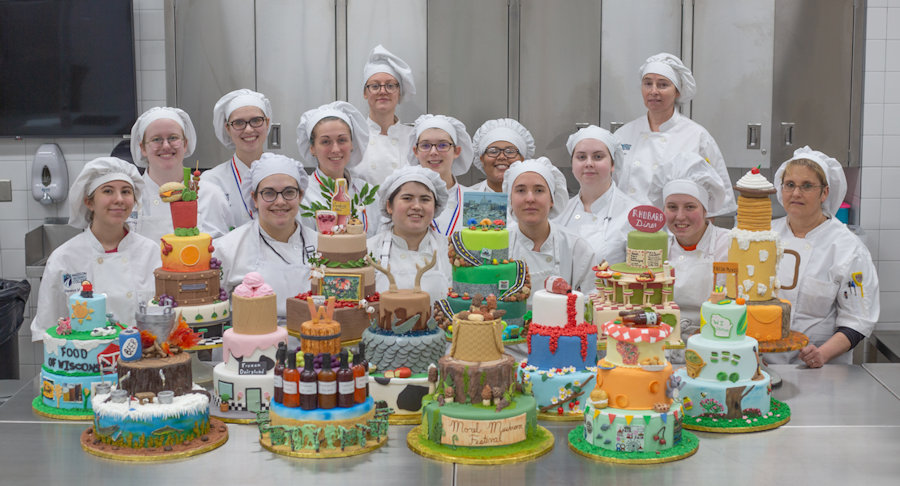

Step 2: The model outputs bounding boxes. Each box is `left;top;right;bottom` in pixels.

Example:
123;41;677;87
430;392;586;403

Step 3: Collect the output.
462;192;507;224
441;414;527;446
627;205;666;233
239;361;267;375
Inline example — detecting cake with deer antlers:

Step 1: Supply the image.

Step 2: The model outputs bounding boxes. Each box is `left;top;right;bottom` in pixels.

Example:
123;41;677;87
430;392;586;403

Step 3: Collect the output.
359;252;445;422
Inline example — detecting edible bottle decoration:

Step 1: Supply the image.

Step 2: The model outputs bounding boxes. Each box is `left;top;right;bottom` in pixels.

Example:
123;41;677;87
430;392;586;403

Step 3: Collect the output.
352;351;366;404
299;352;318;410
317;352;337;409
337;349;355;407
619;309;660;327
282;352;300;408
273;342;287;404
357;342;370;395
333;178;351;226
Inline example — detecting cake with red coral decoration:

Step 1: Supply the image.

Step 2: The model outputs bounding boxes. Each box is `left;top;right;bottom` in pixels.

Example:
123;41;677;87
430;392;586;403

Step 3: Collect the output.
213;272;288;413
518;276;598;418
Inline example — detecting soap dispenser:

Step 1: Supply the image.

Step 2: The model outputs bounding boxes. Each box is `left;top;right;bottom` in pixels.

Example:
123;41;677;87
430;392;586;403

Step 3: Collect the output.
32;143;69;205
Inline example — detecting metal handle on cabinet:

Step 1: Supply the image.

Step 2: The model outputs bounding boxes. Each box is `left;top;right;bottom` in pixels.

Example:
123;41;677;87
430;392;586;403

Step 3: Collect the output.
609;122;624;133
575;122;590;130
781;122;795;147
268;123;281;149
746;123;761;149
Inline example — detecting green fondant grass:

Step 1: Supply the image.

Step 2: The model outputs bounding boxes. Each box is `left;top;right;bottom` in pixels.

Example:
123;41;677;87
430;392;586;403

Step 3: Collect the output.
568;425;699;461
684;398;790;430
31;396;93;418
45;328;120;340
413;423;553;459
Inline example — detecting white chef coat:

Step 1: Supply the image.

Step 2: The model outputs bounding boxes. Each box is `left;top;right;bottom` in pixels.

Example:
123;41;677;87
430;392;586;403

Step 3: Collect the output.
351;117;415;186
767;216;879;364
467;179;500;193
215;219;318;320
130;172;232;241
668;224;731;340
432;182;467;237
615;111;737;217
30;230;160;341
366;228;452;304
554;182;637;265
508;221;597;299
300;169;379;237
200;155;255;231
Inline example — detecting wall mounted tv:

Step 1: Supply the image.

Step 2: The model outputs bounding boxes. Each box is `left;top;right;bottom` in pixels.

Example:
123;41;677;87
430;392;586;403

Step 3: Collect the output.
0;0;138;137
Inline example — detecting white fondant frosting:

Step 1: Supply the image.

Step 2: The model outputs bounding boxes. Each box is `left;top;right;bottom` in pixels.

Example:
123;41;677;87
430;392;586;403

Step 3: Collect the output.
759;249;769;262
531;289;585;327
736;170;775;191
92;384;209;420
746;265;754;277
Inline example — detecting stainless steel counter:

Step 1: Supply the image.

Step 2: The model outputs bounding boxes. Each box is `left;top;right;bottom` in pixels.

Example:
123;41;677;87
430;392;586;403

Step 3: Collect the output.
863;363;900;400
1;365;898;484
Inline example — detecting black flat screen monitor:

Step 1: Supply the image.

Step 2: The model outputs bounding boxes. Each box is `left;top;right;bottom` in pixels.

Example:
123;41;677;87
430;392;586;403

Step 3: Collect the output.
0;0;138;137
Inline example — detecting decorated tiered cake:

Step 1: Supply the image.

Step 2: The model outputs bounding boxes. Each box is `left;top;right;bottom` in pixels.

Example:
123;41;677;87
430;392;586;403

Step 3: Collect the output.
408;300;553;464
82;303;227;460
519;277;598;419
591;206;681;345
724;168;801;345
360;252;444;422
150;170;230;339
290;178;381;344
213;273;288;414
673;295;789;431
570;307;699;463
34;282;121;419
439;193;531;340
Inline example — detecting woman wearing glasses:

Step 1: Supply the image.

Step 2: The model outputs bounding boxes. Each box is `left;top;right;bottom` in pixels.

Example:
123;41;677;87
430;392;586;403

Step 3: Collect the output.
129;107;229;240
409;114;473;235
215;153;316;319
203;89;274;231
297;101;378;235
469;118;535;193
614;53;736;218
767;147;879;367
354;45;417;186
555;125;637;265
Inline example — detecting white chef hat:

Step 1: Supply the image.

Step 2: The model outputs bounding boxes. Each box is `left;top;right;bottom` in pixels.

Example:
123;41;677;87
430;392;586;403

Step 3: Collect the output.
129;107;196;169
774;146;847;217
472;118;536;174
296;101;369;170
640;52;697;103
212;89;273;150
408;114;474;176
362;44;416;100
502;157;570;221
648;152;729;215
565;125;625;166
249;152;309;194
68;157;144;229
377;166;448;220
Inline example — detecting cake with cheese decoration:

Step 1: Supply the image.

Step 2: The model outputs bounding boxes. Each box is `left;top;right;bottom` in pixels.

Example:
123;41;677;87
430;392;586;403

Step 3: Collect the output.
34;282;121;419
591;206;681;346
213;273;287;413
518;277;598;418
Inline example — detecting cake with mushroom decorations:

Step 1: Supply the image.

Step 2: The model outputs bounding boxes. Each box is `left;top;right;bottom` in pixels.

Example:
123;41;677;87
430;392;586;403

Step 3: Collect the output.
518;276;598;419
212;273;288;415
591;205;682;346
33;281;122;419
359;252;445;422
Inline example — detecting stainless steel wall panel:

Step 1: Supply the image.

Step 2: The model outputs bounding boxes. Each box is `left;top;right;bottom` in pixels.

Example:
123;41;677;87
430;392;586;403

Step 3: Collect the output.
600;0;683;133
347;0;427;125
173;0;255;168
256;0;336;165
692;0;774;168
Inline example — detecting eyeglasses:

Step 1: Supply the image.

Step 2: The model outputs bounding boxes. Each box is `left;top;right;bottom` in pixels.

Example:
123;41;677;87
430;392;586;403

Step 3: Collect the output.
416;141;454;152
227;116;268;130
484;147;520;158
258;187;300;202
365;83;400;94
781;181;826;193
145;135;184;148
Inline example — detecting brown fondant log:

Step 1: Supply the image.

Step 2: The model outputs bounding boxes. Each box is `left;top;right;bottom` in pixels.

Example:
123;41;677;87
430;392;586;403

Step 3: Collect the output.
287;298;378;343
378;290;431;332
117;352;193;396
438;354;516;404
154;269;220;305
300;320;342;355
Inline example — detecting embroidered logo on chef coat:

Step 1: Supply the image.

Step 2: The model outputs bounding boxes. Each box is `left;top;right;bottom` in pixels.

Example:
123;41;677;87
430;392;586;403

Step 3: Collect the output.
62;272;88;292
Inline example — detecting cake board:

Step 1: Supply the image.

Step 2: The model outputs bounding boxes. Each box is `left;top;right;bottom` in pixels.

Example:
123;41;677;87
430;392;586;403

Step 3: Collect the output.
209;407;261;424
407;424;554;465
567;425;699;464
759;331;809;387
80;417;229;461
32;396;94;421
259;432;387;458
682;398;791;433
388;412;423;425
537;410;584;422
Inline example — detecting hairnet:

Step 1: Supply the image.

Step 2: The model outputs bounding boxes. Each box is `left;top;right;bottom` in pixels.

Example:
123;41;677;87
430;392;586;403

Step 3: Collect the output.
296;101;369;170
69;157;144;229
212;89;273;150
502;157;569;221
472;118;535;174
565;125;625;167
362;44;416;100
377;166;448;220
640;52;697;103
774;146;847;217
648;152;729;215
249;152;309;195
129;107;196;169
408;114;473;176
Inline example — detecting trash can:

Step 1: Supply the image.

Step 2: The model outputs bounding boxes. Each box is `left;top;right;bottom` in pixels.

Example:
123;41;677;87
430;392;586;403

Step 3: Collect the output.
0;279;31;380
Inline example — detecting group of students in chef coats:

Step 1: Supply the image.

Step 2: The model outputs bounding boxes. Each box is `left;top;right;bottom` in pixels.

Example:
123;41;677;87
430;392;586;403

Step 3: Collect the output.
30;48;878;368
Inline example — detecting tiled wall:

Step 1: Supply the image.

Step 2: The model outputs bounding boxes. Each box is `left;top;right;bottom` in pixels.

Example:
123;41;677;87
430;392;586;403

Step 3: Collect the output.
0;0;166;379
2;1;898;378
